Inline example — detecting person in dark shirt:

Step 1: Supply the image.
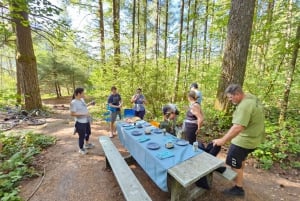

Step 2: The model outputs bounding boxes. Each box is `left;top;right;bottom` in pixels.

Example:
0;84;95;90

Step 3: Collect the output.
183;90;204;145
131;88;146;119
107;86;122;138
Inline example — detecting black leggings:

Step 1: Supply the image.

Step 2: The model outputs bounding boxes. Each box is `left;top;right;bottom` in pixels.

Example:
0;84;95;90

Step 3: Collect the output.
75;122;91;149
184;123;198;145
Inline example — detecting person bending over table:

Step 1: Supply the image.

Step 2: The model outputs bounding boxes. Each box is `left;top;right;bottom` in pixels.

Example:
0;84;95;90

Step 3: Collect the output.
213;84;265;197
131;88;146;119
159;104;179;136
107;86;122;138
183;90;204;144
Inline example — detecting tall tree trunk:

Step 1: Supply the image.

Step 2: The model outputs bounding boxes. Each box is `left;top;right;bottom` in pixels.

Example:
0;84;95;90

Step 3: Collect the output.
136;0;140;63
131;0;136;88
189;0;199;71
183;0;192;94
203;0;209;61
16;58;22;104
131;0;136;64
163;0;169;61
215;0;256;111
112;0;120;71
98;0;106;64
258;0;274;73
207;0;215;66
278;26;300;123
10;0;42;110
155;0;160;66
173;0;185;102
143;0;147;65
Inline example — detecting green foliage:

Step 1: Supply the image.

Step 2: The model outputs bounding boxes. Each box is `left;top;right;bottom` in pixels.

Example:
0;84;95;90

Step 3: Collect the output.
0;89;20;107
0;132;56;200
252;121;300;169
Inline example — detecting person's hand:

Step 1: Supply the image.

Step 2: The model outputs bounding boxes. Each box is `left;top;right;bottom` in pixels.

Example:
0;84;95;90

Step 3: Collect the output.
196;128;201;135
212;138;226;146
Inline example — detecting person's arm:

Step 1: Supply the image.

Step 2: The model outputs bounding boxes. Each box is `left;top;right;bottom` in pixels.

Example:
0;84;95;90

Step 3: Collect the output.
191;104;204;134
119;95;122;107
70;111;90;117
131;94;138;103
212;124;244;146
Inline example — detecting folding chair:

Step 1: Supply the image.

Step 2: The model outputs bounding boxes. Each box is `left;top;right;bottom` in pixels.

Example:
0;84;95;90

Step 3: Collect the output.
123;108;135;119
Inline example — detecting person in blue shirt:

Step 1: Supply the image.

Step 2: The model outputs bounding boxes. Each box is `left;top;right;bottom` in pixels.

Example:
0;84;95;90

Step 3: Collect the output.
190;83;202;104
131;88;146;119
107;86;122;138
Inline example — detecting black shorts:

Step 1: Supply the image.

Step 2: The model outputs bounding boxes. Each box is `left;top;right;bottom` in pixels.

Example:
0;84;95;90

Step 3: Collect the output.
226;144;255;169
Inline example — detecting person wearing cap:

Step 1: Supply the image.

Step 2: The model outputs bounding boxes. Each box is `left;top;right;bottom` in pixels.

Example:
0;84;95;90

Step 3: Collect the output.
183;90;204;144
131;88;146;119
159;104;179;136
190;83;202;104
107;86;122;138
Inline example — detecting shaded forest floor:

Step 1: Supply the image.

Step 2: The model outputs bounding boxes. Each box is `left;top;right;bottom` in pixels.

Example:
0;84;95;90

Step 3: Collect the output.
17;97;300;201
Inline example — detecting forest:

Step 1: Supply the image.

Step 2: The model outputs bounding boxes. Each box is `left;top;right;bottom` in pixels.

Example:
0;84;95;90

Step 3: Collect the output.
0;0;299;174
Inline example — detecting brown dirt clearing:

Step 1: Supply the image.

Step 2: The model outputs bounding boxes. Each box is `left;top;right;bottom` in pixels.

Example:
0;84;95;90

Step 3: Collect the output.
16;98;300;201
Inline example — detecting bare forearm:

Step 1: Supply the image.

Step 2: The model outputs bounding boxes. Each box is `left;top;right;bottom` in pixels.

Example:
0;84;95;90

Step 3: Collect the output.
71;112;89;117
213;124;244;146
222;124;244;142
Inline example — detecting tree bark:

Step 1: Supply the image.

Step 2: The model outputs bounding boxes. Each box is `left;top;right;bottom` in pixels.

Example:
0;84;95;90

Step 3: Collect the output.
279;24;300;123
112;0;120;70
173;0;185;102
215;0;256;111
163;0;169;61
155;0;160;66
143;0;147;64
10;0;42;110
189;0;199;71
183;0;192;93
136;0;140;63
98;0;106;64
131;0;136;63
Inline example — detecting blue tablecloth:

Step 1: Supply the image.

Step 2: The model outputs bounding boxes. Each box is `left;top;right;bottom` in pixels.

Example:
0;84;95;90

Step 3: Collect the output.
117;121;202;192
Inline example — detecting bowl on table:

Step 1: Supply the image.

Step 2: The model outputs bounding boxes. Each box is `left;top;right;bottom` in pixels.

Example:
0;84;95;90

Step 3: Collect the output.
165;141;174;149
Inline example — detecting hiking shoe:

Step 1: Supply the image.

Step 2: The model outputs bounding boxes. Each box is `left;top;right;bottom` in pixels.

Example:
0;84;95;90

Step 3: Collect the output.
223;186;245;196
84;143;95;149
79;148;88;155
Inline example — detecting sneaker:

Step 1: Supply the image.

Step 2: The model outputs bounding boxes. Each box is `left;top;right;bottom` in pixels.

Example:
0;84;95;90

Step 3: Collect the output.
223;186;245;196
79;148;88;155
84;143;95;149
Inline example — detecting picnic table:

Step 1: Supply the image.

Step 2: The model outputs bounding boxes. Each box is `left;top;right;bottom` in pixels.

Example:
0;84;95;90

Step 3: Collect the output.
116;120;226;200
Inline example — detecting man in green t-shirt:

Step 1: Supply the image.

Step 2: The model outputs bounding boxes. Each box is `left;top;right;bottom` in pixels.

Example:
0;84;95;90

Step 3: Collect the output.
213;84;265;197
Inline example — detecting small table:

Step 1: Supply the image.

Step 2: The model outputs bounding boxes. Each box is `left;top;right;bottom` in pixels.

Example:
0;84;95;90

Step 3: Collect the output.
117;121;224;200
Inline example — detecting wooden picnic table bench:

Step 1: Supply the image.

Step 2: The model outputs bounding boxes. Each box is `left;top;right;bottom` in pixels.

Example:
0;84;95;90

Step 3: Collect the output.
99;136;152;201
167;151;237;201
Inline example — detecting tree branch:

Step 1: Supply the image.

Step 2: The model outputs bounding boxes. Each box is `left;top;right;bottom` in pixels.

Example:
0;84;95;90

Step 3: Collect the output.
31;28;55;45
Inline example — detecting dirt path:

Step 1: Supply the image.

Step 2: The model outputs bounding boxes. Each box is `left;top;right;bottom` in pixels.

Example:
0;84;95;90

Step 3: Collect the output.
19;107;300;201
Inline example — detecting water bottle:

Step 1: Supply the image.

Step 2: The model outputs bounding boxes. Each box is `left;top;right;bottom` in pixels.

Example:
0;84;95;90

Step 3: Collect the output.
193;141;198;152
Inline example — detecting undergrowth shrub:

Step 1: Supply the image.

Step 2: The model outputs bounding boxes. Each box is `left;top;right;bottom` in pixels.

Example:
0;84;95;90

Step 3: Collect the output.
0;131;56;201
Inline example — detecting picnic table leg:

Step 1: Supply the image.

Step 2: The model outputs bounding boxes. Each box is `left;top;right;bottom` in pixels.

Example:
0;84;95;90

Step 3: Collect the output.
168;175;189;201
124;154;136;165
168;173;213;201
105;157;111;170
